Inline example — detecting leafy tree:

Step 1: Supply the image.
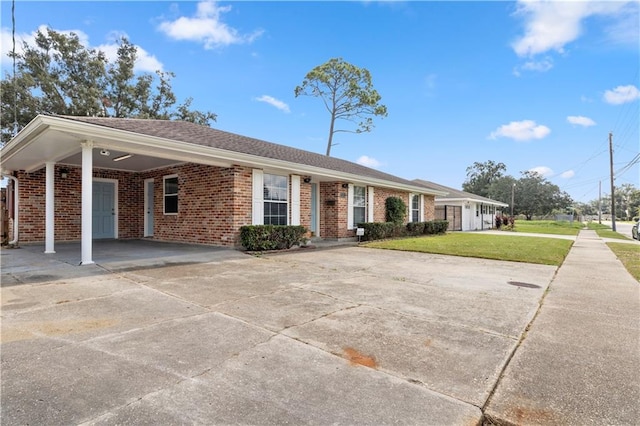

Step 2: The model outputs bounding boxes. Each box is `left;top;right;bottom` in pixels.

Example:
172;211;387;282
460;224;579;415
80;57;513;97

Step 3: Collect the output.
573;202;597;217
463;162;574;219
294;57;387;156
616;183;640;220
515;171;572;220
486;174;517;212
462;160;507;197
1;28;216;144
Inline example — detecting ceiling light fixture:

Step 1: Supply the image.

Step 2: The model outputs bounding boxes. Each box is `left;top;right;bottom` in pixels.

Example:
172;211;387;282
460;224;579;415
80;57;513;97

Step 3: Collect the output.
100;149;110;156
113;154;133;162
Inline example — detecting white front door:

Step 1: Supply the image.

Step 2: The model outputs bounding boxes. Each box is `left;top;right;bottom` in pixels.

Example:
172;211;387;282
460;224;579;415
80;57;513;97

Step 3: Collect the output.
144;178;154;237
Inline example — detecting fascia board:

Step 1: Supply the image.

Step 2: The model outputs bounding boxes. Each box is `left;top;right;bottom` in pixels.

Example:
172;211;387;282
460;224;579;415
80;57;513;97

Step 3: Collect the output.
0;116;50;168
437;197;508;207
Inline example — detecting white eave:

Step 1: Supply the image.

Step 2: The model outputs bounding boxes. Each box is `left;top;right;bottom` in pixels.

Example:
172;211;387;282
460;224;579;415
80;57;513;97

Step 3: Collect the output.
435;197;509;207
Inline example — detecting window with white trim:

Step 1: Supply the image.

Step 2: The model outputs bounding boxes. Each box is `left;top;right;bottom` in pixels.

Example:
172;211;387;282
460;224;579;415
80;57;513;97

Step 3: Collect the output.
353;185;366;227
264;173;288;225
411;194;420;222
163;175;178;215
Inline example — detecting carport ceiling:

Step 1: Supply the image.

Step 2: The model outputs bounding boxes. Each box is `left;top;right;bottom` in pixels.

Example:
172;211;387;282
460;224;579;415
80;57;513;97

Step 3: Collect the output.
61;150;183;172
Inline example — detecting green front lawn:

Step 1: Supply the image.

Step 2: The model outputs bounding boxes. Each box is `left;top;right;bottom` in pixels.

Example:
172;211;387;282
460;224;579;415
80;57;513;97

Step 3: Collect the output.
586;222;631;240
607;243;640;281
364;233;573;266
508;220;583;236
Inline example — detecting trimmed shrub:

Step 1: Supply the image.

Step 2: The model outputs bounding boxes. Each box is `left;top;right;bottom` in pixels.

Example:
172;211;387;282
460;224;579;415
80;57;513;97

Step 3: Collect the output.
432;220;449;234
385;197;407;224
423;220;448;235
406;222;425;236
240;225;307;251
357;222;406;241
358;220;448;242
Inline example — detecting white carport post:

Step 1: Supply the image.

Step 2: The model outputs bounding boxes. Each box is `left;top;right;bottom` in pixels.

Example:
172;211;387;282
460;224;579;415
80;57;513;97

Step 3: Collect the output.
80;141;94;265
44;162;56;253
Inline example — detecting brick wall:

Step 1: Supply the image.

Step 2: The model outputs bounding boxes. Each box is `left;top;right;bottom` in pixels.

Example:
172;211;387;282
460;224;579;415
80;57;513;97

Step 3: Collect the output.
320;182;353;239
423;195;436;221
13;166;142;243
141;164;253;246
372;187;412;223
10;163;437;246
299;179;312;237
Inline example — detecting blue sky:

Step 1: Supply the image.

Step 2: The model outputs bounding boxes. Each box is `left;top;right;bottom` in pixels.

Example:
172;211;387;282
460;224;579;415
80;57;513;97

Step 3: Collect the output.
1;1;638;203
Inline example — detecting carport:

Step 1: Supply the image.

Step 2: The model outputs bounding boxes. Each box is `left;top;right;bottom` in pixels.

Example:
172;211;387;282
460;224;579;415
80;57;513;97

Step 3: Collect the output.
1;115;246;265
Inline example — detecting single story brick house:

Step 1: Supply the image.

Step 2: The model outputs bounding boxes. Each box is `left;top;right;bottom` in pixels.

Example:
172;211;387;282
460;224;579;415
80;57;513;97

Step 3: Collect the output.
1;115;446;265
413;179;508;231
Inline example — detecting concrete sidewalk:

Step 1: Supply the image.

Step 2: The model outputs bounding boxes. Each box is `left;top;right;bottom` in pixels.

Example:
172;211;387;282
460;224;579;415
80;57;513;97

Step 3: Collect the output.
485;229;640;424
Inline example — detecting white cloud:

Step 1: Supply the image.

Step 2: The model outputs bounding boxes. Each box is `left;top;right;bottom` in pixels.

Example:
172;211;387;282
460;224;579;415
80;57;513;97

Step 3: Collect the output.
98;31;163;72
522;57;554;72
158;1;263;49
604;2;640;45
603;85;640;105
567;115;596;127
0;26;163;73
529;166;554;178
1;25;90;68
580;95;594;103
560;170;575;179
255;95;290;113
513;57;554;76
423;73;437;96
511;1;630;57
488;120;551;141
356;155;382;168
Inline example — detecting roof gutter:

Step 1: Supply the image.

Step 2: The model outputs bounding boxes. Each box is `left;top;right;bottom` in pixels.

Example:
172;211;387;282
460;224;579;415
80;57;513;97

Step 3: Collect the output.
436;197;508;207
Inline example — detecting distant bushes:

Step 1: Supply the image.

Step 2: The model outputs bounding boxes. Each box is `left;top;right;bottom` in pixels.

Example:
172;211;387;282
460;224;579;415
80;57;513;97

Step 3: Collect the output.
357;220;448;242
240;225;307;251
496;216;515;230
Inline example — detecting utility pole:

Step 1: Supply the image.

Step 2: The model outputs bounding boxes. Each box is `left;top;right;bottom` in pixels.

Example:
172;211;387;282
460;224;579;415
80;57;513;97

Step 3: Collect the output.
510;183;515;217
598;181;602;224
609;132;616;232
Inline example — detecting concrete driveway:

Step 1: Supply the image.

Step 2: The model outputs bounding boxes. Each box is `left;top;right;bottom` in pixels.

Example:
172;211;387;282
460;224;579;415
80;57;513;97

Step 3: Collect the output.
1;244;558;425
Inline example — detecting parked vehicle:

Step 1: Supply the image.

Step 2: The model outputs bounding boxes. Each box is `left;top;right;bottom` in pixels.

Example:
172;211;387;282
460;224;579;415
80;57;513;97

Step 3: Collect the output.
633;219;639;240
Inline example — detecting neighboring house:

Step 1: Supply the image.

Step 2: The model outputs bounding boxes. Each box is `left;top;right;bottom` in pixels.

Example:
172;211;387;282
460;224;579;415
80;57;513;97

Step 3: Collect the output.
413;179;508;231
0;115;446;265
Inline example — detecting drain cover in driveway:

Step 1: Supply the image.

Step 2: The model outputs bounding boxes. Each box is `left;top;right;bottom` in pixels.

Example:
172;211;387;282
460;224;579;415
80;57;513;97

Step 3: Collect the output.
507;281;541;289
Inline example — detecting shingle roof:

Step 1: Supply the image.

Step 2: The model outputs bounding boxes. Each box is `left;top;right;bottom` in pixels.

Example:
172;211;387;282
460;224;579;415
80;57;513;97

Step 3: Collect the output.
413;179;508;206
60;115;428;189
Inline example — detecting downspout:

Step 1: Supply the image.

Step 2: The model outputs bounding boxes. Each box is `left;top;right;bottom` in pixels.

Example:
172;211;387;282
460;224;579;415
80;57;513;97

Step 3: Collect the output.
2;173;19;246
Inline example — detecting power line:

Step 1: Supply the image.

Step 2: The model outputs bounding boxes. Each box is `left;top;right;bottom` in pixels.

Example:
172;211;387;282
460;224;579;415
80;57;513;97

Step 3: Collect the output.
12;0;18;137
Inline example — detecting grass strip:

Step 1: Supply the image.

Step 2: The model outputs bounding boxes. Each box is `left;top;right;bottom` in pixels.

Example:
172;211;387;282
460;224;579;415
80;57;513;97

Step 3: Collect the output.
607;242;640;282
509;220;583;236
586;221;632;240
364;233;573;266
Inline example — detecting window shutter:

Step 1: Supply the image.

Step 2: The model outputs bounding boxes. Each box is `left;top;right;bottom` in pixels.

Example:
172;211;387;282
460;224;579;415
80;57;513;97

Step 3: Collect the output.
291;175;300;226
347;184;354;230
420;194;424;221
367;186;374;222
252;169;264;225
